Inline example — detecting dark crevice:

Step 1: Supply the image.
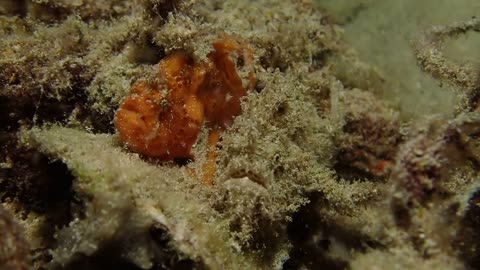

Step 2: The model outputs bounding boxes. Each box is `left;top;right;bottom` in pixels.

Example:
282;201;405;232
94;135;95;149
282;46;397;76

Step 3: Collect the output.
0;86;90;132
333;161;378;182
0;141;75;229
286;194;383;270
89;108;116;134
0;0;27;17
149;224;200;270
457;190;480;269
128;33;165;65
144;0;182;19
286;196;346;270
60;240;146;270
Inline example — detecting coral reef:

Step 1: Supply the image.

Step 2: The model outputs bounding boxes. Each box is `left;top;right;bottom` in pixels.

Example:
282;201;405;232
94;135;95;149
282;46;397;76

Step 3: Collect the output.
0;0;479;270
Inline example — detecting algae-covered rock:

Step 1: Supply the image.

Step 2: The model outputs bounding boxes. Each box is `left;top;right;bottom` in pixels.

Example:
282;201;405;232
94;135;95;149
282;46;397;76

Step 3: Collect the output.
22;127;258;269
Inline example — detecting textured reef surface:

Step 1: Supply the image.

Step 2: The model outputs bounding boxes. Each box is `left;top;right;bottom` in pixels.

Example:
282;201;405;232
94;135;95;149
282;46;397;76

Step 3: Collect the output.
0;0;479;269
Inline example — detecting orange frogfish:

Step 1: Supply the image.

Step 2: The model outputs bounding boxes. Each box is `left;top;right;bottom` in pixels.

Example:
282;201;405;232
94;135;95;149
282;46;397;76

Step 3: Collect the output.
114;35;255;185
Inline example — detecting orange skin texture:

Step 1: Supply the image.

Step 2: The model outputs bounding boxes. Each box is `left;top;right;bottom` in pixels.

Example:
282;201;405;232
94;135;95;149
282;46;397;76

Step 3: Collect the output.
199;36;255;128
115;53;205;160
200;36;255;185
115;35;255;185
202;128;221;185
